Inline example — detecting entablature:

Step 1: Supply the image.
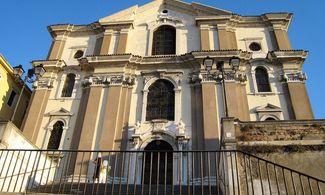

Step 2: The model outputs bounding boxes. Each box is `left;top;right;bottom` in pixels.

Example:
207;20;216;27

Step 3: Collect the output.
267;50;308;70
195;12;292;31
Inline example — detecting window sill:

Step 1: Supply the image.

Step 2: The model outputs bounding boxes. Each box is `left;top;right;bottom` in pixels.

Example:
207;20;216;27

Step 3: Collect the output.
254;92;275;96
55;97;76;100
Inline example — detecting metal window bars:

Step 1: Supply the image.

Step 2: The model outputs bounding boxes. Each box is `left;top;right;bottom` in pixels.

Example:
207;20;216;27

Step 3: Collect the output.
0;149;323;194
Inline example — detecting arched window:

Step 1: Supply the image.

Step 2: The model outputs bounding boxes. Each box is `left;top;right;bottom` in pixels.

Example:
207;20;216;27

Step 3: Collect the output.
152;25;176;55
47;121;64;149
255;67;271;92
146;79;175;121
61;74;76;97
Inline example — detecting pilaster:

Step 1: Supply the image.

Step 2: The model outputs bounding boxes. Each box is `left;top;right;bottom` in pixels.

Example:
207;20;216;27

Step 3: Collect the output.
189;74;220;150
99;75;135;150
268;50;312;119
117;29;129;54
22;79;53;145
263;13;293;50
74;84;103;175
223;71;250;121
22;89;51;144
217;24;237;50
200;25;211;50
282;72;313;119
47;33;69;60
190;84;204;150
201;81;220;150
77;85;103;150
273;29;291;50
100;29;114;55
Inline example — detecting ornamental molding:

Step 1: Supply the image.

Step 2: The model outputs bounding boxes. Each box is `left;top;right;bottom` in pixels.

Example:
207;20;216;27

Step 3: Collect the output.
152;120;168;133
129;120;190;149
157;13;183;25
142;70;183;86
189;70;247;84
82;74;135;87
34;78;54;89
279;71;307;83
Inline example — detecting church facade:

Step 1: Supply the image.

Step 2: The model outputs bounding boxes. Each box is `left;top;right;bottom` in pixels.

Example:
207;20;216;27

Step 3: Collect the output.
21;0;313;154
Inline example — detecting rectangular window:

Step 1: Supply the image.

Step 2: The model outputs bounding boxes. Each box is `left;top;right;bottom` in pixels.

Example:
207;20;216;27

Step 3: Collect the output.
7;90;17;107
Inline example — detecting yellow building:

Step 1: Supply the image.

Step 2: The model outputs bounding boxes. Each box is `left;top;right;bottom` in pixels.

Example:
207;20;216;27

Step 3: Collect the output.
0;54;31;129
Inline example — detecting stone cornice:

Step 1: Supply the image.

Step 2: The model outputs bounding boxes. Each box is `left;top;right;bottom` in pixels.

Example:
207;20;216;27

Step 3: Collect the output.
261;13;293;31
31;59;67;72
268;50;308;59
267;50;308;70
48;21;134;38
79;50;251;67
99;20;134;31
191;49;252;61
48;24;93;38
195;12;292;30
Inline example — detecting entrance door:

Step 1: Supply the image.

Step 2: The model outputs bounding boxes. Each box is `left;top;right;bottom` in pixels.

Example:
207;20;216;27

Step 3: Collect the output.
143;140;173;184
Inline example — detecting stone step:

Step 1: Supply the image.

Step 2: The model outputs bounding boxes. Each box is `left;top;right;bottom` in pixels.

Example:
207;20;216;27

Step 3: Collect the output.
29;183;221;195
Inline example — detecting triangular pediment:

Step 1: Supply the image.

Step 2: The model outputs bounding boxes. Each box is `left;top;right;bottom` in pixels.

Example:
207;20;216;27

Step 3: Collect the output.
256;104;282;112
47;108;73;116
99;0;232;23
99;5;138;23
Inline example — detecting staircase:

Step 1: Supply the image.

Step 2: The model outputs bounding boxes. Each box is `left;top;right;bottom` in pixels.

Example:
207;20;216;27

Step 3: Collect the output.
29;183;220;195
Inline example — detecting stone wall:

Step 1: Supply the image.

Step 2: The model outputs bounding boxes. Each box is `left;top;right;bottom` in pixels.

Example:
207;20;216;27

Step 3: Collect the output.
236;120;325;142
221;118;325;181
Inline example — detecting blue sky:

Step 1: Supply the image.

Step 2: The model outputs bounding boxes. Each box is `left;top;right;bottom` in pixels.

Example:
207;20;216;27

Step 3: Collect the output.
0;0;324;118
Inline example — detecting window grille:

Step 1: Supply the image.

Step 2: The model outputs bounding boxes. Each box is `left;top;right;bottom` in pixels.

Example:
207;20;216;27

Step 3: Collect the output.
47;121;64;149
152;25;176;55
255;67;271;92
61;74;76;97
146;79;175;121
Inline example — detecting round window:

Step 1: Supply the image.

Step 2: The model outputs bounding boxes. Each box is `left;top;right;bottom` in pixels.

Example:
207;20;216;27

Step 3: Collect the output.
162;10;168;14
74;50;84;59
249;42;262;51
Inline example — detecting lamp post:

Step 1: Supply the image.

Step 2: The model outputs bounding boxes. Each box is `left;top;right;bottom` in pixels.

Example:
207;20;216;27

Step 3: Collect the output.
10;64;46;123
203;56;241;118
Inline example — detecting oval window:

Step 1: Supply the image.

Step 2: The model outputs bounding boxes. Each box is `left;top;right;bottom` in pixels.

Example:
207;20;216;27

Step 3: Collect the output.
249;42;262;51
74;50;84;59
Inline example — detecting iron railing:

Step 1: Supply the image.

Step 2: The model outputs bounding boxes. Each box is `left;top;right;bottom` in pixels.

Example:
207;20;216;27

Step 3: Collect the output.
0;149;323;194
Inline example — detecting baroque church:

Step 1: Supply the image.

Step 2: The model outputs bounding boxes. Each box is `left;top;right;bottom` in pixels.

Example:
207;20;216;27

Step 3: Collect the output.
22;0;312;152
16;0;320;190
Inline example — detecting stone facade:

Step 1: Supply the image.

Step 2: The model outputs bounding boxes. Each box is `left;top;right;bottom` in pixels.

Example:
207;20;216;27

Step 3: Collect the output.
21;0;315;155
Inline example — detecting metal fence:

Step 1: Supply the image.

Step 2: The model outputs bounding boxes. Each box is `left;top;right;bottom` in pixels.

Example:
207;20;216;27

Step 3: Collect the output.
0;149;323;194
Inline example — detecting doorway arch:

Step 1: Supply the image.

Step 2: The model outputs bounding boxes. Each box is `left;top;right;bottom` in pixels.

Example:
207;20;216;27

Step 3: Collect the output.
143;140;173;184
